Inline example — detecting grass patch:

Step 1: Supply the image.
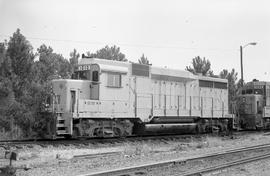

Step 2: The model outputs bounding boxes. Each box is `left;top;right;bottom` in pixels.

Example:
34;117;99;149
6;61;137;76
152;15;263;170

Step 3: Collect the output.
172;143;189;151
123;143;154;156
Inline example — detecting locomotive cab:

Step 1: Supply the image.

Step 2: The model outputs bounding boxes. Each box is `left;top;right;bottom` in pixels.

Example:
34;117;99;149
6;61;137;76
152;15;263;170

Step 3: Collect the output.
236;81;270;130
72;64;101;100
237;94;264;130
50;64;101;137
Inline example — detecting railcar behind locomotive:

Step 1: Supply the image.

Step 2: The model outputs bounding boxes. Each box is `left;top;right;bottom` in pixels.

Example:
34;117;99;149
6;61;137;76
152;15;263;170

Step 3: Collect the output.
45;56;233;138
236;80;270;130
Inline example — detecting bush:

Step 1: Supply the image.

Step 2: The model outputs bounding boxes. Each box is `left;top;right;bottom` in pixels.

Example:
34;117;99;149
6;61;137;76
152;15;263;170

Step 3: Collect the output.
0;77;12;97
5;101;34;138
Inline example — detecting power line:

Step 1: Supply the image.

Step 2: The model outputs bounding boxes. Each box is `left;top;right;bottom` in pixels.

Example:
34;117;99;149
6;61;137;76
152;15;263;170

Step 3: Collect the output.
0;34;237;52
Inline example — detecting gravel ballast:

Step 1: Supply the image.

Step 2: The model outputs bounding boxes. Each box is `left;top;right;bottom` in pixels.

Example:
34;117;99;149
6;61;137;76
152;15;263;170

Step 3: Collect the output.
1;132;270;176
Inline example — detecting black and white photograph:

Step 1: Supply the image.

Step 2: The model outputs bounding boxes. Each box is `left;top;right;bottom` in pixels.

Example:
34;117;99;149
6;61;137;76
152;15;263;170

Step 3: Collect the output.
0;0;270;175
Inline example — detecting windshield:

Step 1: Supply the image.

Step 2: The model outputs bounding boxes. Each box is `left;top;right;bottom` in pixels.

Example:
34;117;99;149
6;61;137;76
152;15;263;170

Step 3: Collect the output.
72;70;91;80
254;89;263;94
241;88;263;95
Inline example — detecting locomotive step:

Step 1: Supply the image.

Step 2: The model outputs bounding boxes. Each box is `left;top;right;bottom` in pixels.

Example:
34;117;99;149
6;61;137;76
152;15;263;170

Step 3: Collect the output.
56;130;69;135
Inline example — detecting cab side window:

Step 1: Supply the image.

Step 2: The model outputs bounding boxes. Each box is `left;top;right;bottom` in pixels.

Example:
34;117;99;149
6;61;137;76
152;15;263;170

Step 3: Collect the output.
107;73;121;88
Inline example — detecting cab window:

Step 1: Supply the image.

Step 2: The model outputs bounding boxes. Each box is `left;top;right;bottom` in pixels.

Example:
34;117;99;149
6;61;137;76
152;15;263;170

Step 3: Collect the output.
92;71;99;82
107;73;121;88
246;89;253;94
254;89;263;94
72;71;91;80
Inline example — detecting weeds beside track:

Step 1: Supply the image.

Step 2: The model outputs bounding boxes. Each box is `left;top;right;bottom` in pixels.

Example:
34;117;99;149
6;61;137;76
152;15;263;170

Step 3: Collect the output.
80;142;270;176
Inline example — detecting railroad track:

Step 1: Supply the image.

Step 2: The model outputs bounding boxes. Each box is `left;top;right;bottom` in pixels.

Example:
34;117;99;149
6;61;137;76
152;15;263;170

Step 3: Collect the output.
181;153;270;176
79;142;270;176
0;130;256;146
0;131;260;152
0;133;207;150
74;151;120;159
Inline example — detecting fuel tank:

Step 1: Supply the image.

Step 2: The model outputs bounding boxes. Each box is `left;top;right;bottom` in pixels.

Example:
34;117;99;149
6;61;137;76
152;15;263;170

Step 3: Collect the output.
143;123;197;134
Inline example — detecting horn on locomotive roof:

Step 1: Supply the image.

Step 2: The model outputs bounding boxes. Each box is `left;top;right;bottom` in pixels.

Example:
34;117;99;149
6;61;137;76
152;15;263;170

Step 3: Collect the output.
82;53;93;59
252;79;259;82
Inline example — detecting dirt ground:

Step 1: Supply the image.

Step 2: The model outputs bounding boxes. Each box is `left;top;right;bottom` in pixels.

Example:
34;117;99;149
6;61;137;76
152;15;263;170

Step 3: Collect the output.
1;132;270;176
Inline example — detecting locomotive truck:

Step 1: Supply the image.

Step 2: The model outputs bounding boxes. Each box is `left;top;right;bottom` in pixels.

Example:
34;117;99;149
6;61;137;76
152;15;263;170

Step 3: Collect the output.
45;56;233;138
236;80;270;130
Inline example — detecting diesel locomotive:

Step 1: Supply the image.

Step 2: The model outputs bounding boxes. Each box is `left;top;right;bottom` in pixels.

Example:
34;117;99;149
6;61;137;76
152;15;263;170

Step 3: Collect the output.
44;56;233;138
236;80;270;130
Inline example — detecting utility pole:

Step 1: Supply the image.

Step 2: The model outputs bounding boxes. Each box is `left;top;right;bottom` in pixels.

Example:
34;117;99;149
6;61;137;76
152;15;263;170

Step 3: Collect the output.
239;42;257;87
240;46;243;87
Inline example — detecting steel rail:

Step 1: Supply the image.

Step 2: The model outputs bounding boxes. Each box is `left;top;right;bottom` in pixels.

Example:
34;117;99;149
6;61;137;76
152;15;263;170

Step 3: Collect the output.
0;131;257;147
79;142;270;176
0;133;204;149
180;153;270;176
73;151;120;159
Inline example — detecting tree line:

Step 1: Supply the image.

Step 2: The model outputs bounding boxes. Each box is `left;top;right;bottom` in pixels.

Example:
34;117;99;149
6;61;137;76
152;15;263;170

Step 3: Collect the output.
0;29;239;139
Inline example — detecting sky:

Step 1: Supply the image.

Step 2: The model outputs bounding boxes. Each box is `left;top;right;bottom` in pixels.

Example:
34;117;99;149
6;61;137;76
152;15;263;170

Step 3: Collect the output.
0;0;269;82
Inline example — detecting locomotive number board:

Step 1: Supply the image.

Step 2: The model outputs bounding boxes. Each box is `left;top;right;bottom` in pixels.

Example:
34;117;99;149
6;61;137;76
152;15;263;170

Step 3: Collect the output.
254;85;264;89
78;65;91;71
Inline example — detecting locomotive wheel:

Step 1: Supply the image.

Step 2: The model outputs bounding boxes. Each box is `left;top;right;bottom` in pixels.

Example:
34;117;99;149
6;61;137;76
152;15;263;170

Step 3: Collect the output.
64;134;72;139
113;127;123;137
93;127;123;137
72;127;81;138
212;126;220;133
94;128;105;137
77;119;133;138
255;126;263;131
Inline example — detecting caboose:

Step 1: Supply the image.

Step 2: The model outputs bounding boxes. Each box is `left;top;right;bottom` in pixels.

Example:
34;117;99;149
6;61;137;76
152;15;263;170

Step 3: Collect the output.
236;80;270;130
47;56;233;138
